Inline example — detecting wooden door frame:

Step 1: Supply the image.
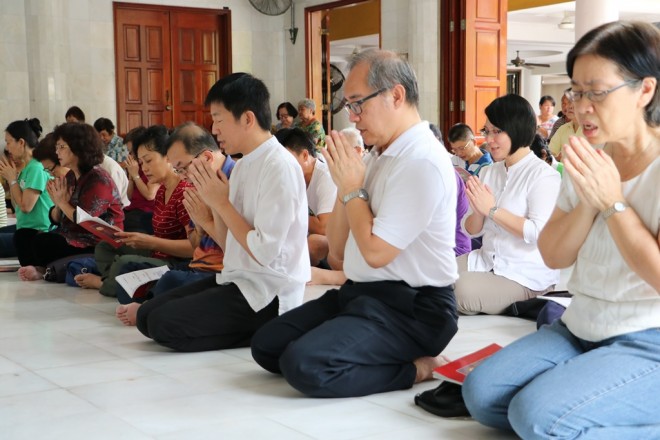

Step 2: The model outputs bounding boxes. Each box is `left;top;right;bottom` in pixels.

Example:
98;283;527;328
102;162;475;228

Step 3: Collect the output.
113;2;232;134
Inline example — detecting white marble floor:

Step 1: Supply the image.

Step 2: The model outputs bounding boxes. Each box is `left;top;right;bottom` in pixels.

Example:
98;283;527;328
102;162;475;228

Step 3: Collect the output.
0;273;530;439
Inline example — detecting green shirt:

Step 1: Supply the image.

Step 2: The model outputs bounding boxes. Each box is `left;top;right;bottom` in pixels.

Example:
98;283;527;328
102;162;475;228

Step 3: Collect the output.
15;159;54;231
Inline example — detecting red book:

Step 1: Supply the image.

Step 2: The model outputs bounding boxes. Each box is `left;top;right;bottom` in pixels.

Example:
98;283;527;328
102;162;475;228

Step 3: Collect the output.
433;343;502;385
76;207;123;248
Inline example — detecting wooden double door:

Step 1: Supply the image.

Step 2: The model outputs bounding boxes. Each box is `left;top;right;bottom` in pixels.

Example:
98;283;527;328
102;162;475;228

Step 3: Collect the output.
114;3;231;134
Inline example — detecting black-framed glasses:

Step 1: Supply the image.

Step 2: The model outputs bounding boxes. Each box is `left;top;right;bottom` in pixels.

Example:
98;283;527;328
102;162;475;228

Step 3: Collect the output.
480;127;504;138
344;88;387;115
173;150;208;175
565;79;640;103
45;163;57;173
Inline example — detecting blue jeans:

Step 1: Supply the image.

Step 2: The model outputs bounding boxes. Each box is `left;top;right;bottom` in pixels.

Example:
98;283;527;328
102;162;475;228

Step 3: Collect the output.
463;320;660;439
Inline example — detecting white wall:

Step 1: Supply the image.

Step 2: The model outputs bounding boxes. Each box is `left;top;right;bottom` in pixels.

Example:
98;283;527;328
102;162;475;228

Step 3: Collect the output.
0;0;440;134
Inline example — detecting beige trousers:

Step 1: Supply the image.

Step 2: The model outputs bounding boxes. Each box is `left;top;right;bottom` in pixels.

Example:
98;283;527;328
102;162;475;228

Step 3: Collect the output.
454;254;553;315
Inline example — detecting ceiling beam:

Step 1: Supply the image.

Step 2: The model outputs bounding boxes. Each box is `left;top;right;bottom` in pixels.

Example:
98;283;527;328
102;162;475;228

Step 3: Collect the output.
509;0;572;12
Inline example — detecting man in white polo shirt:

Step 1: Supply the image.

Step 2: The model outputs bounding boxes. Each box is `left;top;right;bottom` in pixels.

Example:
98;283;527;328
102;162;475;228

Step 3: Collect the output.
252;49;459;397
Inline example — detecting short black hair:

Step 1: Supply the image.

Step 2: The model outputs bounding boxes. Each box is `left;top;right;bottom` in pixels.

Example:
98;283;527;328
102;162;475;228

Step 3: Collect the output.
166;122;219;155
567;21;660;127
530;133;552;164
276;127;316;157
204;72;272;131
277;102;298;119
133;125;169;157
53;123;104;174
123;126;147;156
447;123;474;143
93;117;115;134
539;95;555;106
5;118;42;149
33;132;59;164
65;106;85;122
485;94;536;155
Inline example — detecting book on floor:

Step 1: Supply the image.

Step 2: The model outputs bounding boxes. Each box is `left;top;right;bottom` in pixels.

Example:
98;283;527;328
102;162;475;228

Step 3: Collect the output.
76;206;123;248
0;259;21;272
433;343;502;385
115;265;170;298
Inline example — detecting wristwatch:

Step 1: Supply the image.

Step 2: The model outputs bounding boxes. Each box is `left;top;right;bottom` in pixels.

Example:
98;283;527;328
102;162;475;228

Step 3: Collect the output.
488;206;498;220
342;188;369;205
602;201;628;220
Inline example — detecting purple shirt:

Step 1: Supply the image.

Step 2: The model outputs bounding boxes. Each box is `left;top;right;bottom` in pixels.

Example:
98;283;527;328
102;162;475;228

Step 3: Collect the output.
454;170;471;256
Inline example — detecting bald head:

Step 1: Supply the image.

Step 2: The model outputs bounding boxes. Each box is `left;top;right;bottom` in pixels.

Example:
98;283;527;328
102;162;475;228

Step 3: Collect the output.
165;121;218;155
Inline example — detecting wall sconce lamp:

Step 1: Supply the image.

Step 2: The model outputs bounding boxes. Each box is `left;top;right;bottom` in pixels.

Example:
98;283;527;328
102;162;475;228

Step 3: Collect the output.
289;2;298;44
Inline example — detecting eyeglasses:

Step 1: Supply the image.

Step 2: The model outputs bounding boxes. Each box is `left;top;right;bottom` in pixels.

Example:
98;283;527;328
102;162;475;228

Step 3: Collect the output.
44;163;57;173
480;127;504;138
452;139;474;152
564;79;640;103
55;143;69;151
173;150;208;175
344;88;387;115
278;113;292;120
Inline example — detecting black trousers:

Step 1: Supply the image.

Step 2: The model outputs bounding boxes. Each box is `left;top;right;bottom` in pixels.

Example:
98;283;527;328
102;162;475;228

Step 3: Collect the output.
15;230;94;267
136;277;279;352
251;281;458;398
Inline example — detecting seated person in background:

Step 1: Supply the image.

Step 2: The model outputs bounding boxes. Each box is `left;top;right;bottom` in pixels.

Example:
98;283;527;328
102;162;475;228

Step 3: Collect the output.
341;127;365;157
548;89;571;140
464;20;660;437
294;98;326;149
252;49;459;398
448;123;492;178
65;106;85;123
536;95;558;139
0;119;49;258
115;122;235;326
549;96;583;161
94;117;128;163
272;102;298;133
457;94;561;315
122;126;159;234
75;125;193;295
277;127;336;267
134;73;309;352
35;132;70;179
530;133;563;176
17;122;124;281
98;147;130;209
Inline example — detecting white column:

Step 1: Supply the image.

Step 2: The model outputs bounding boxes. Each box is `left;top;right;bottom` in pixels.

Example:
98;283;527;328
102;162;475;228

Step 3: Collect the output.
575;0;619;40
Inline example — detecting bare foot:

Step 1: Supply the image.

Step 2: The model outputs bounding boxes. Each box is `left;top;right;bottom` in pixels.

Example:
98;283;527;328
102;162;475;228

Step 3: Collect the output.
18;266;44;281
75;273;103;289
413;353;451;383
308;267;348;286
115;303;142;326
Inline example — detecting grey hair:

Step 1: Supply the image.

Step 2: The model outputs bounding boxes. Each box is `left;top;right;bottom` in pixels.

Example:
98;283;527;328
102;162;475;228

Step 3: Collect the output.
298;98;316;112
340;127;364;149
347;49;419;107
165;121;218;155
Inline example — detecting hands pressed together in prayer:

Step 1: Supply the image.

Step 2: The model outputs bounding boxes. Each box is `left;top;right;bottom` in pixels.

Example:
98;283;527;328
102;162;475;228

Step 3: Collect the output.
124;155;140;180
465;175;496;218
46;177;73;208
0;156;18;184
321;130;365;199
562;136;623;214
183;187;214;230
185;158;230;211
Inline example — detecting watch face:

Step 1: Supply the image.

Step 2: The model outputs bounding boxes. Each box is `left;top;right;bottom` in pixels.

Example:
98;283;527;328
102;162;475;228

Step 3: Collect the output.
614;202;626;212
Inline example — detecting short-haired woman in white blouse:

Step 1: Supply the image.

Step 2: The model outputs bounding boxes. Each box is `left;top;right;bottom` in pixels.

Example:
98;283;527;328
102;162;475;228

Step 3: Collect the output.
456;93;561;315
463;21;660;437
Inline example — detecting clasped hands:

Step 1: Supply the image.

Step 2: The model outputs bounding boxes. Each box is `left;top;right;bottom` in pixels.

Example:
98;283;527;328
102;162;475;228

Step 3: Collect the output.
321;130;365;199
465;175;495;217
46;176;73;206
0;156;18;183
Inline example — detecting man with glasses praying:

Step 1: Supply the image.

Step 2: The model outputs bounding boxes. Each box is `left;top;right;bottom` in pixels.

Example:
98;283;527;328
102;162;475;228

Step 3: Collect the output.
252;49;459;398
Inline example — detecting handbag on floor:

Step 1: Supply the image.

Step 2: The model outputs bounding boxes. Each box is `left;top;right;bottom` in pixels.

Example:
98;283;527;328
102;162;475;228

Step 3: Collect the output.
65;256;100;287
43;253;95;283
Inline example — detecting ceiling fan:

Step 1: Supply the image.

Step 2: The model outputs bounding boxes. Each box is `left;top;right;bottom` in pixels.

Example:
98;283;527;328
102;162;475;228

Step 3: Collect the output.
509;51;550;69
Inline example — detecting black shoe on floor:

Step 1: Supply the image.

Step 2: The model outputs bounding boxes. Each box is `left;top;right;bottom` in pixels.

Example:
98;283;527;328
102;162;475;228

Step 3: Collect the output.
414;381;471;418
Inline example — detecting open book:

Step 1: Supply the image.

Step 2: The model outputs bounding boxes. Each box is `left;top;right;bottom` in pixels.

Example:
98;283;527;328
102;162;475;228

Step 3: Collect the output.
115;265;170;298
433;343;502;385
76;206;123;248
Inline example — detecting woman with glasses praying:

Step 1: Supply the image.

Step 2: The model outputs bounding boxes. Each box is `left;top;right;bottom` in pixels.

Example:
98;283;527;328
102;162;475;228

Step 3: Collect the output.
0;120;54;259
454;94;561;315
463;21;660;438
123;126;158;234
448;123;492;179
16;122;124;281
272;102;298;133
75;125;193;295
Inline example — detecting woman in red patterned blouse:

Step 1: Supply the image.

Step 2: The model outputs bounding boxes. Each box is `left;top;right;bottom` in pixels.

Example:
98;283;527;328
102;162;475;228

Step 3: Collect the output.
75;125;194;297
18;123;125;281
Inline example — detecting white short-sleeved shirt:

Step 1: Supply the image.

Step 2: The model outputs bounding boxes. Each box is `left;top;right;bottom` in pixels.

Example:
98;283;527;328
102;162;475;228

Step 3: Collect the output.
307;158;336;216
559;156;660;341
462;152;561;291
101;156;130;208
343;121;459;288
217;136;310;314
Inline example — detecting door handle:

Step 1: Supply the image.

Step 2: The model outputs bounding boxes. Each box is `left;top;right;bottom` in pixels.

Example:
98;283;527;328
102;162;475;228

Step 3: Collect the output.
165;105;172;111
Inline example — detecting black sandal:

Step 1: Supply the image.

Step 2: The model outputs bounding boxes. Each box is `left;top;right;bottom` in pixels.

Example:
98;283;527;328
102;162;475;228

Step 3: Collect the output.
414;381;471;418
